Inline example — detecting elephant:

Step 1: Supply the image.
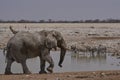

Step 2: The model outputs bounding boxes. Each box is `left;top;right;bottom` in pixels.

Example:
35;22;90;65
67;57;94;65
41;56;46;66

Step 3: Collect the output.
4;26;67;74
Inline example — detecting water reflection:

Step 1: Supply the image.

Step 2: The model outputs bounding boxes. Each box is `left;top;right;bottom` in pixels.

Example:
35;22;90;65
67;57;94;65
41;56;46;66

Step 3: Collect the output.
71;52;107;65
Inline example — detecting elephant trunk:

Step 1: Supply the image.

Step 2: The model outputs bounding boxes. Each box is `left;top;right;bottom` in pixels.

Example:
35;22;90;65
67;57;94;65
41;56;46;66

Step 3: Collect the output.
58;48;66;67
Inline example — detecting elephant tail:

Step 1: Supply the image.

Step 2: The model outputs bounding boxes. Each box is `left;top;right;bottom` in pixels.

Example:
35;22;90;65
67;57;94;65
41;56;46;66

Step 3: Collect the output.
9;26;18;34
3;47;7;63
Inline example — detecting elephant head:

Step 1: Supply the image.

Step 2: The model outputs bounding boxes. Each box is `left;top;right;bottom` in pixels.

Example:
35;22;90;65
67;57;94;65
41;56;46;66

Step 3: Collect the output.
50;30;67;67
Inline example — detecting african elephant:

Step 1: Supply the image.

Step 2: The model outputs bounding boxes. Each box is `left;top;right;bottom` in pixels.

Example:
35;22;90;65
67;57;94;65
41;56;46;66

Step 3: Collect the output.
4;27;67;74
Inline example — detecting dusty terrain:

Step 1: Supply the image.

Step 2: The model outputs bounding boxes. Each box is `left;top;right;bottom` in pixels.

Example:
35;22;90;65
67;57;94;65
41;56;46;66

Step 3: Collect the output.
0;23;120;80
0;70;120;80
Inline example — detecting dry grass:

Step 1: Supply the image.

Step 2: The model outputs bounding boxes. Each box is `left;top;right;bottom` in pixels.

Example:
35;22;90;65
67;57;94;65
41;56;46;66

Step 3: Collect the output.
90;36;120;40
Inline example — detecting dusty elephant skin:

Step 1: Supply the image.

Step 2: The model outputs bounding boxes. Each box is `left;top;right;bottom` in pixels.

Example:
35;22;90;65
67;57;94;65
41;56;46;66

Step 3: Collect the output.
4;27;67;74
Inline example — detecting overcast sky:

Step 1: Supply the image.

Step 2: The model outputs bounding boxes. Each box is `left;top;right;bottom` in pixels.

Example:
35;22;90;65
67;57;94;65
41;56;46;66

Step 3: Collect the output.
0;0;120;20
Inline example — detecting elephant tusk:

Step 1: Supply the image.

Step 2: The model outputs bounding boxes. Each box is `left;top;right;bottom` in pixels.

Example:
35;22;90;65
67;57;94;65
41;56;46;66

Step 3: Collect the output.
64;47;70;50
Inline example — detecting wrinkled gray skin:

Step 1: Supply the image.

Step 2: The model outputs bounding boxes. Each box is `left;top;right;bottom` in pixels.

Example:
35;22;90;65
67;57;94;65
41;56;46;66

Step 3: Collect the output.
5;27;67;74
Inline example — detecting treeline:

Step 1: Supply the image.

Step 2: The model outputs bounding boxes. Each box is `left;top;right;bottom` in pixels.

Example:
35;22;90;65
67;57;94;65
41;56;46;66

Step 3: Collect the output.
0;19;120;23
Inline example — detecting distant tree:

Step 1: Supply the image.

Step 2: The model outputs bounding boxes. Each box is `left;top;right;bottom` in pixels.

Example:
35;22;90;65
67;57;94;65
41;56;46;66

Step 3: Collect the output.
39;20;45;23
48;19;52;23
0;18;120;23
18;19;27;23
0;19;4;23
92;19;100;23
84;20;93;23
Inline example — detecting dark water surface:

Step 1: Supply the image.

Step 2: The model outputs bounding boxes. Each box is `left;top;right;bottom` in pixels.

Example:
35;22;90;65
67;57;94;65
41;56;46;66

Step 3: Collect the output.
0;50;120;74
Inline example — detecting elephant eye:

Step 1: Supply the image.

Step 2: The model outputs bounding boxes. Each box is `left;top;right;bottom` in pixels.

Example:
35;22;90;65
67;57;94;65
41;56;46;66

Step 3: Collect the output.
47;42;51;45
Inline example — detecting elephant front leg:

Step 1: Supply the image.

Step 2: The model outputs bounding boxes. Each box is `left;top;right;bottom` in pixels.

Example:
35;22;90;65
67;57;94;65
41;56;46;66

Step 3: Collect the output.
41;48;54;73
45;54;54;73
39;58;47;74
21;61;31;74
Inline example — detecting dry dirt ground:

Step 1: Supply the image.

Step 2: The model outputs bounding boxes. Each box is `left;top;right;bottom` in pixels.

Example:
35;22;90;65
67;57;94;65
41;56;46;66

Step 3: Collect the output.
0;70;120;80
0;23;120;80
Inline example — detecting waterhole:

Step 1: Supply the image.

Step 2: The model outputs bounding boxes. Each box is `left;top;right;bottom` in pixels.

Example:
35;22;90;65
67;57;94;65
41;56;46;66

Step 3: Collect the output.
0;50;120;74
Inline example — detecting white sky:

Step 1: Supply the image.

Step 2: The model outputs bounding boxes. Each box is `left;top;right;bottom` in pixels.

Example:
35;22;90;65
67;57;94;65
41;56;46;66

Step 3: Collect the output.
0;0;120;20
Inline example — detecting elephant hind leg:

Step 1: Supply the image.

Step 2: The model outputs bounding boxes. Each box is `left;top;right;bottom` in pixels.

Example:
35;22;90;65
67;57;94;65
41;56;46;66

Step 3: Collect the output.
5;58;14;75
21;61;31;74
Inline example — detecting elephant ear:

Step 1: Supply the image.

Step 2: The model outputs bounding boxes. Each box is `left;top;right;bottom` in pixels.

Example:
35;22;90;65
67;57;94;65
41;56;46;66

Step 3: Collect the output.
39;30;48;37
51;30;62;41
51;30;66;47
45;38;57;50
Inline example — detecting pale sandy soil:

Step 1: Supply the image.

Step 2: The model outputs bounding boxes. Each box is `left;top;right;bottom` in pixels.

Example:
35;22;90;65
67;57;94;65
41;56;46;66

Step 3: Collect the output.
0;23;120;80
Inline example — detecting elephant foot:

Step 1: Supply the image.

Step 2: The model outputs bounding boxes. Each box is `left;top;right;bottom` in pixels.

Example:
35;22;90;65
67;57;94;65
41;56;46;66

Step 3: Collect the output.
47;67;53;73
24;71;31;74
5;71;13;75
39;71;47;74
